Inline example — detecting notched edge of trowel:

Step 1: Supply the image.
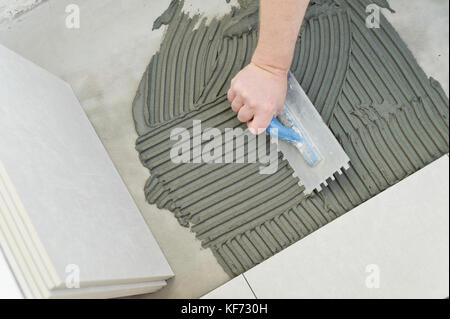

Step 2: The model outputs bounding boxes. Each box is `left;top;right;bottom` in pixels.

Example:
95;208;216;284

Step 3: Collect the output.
313;161;351;193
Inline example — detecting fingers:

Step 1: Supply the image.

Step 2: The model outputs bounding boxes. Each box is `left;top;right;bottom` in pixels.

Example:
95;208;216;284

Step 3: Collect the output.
248;113;272;135
237;106;254;123
227;87;236;102
228;86;245;113
228;69;279;135
231;96;245;113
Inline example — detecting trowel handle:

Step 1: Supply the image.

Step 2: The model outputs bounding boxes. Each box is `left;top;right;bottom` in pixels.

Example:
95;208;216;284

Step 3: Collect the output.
267;117;322;167
266;118;303;144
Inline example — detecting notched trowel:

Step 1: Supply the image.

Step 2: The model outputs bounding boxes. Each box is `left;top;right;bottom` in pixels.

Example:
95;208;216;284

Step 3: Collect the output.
266;71;350;195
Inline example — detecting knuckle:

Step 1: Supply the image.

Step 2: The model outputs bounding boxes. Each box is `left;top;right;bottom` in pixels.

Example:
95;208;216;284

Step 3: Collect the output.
262;103;274;115
232;79;241;89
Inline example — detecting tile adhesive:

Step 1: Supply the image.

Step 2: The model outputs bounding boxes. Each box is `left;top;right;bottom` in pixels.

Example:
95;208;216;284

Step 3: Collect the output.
133;0;449;276
0;0;46;25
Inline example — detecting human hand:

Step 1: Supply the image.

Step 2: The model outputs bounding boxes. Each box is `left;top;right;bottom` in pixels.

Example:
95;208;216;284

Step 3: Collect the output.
227;62;288;135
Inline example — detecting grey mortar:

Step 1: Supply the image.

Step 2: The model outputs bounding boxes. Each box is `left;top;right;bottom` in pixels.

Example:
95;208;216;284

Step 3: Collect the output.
132;0;449;276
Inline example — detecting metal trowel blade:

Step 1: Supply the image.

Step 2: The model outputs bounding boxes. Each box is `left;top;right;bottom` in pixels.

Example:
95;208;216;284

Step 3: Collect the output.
277;72;351;195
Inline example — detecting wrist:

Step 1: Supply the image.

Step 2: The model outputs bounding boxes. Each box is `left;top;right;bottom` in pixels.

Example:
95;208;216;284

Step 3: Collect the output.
251;49;290;76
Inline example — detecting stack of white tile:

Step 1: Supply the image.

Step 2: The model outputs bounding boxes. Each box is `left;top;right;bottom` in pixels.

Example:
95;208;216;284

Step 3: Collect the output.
0;44;173;299
0;241;22;298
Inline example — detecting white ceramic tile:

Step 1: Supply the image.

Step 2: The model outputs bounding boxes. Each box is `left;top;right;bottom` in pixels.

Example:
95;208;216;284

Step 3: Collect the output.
0;245;23;299
245;156;449;299
202;275;255;299
50;280;167;299
2;223;166;299
0;230;31;298
0;161;58;298
0;44;173;288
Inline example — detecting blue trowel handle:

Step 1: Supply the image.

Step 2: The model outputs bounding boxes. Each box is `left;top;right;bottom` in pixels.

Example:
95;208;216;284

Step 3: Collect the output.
266;117;322;167
266;118;303;144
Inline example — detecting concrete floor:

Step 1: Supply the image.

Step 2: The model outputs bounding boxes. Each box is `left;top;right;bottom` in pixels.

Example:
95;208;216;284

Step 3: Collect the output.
0;0;447;298
383;0;449;96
